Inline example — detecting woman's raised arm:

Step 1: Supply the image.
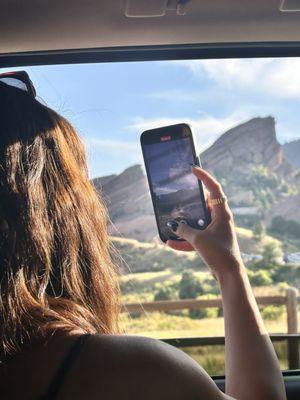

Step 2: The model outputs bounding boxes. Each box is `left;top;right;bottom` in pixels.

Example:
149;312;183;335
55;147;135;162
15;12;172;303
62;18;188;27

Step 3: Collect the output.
167;166;286;400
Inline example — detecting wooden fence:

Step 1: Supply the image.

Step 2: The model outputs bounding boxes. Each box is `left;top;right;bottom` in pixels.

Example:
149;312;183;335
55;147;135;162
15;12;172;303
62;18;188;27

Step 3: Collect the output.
121;287;299;369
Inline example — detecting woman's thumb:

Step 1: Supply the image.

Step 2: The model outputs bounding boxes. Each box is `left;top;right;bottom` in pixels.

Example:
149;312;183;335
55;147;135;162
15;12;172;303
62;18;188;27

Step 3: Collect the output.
173;220;200;243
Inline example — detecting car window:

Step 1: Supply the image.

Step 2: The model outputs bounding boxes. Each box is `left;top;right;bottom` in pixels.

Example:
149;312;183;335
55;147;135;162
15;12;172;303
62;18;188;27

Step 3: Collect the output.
1;58;299;375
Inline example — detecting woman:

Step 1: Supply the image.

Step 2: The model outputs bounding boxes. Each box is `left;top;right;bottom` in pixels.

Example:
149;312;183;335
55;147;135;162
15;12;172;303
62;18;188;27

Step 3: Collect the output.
0;71;286;400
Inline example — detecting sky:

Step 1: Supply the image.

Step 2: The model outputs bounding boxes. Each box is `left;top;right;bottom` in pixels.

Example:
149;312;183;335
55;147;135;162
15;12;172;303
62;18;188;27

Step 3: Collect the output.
1;58;300;178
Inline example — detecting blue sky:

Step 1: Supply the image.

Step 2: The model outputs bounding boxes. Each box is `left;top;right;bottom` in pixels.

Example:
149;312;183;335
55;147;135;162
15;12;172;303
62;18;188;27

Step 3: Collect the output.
1;58;300;178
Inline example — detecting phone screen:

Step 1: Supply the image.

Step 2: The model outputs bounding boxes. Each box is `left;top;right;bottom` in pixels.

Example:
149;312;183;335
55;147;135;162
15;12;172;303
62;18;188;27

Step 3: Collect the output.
141;124;209;242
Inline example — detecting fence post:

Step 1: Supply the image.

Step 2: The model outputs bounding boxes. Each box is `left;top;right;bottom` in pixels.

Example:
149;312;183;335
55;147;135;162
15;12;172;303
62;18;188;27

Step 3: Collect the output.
286;287;299;370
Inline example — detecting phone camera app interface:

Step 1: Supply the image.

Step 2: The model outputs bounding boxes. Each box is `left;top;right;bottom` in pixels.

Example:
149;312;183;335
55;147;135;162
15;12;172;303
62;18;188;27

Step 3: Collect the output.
144;136;206;240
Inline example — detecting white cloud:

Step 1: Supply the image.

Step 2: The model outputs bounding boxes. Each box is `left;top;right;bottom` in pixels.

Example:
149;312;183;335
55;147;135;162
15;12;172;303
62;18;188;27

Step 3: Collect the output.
178;58;300;98
83;137;142;162
127;112;249;151
147;89;201;102
85;137;138;152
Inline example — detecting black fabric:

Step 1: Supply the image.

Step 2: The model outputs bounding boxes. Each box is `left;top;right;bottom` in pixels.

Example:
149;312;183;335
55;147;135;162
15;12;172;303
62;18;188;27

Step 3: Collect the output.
40;333;91;400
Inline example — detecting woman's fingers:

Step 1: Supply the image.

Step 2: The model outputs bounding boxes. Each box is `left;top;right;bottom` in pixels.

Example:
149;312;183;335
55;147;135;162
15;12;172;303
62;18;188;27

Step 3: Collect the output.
192;166;232;220
166;168;233;252
167;240;194;252
192;166;224;198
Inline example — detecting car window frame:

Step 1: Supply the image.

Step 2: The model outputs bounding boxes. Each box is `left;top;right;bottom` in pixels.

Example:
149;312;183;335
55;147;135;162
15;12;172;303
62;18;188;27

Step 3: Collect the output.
1;40;299;380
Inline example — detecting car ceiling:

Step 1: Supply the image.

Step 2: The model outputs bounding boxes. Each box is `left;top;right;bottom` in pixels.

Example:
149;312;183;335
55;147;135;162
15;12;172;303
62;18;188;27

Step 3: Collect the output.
1;0;300;55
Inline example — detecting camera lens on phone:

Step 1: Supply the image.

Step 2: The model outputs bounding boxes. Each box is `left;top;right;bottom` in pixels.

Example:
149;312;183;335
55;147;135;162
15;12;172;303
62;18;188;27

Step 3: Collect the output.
179;220;187;225
166;221;178;231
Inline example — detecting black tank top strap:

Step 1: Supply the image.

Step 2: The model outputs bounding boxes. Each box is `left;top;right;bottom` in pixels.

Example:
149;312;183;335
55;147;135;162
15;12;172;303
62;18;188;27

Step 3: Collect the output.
40;333;92;400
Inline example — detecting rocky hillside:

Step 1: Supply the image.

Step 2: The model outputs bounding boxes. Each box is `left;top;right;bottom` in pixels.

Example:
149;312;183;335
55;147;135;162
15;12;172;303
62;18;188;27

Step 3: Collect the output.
201;117;293;178
283;139;300;169
201;117;298;220
93;116;300;242
94;165;157;242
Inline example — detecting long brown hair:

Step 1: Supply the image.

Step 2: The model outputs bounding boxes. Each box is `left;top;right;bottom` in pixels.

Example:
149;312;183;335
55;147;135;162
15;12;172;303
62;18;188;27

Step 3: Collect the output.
0;81;120;357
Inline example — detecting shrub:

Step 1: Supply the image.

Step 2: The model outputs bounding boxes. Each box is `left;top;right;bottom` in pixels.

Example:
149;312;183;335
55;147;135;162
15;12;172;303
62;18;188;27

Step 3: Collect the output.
189;308;218;319
260;305;284;321
253;221;266;241
201;279;220;296
248;269;272;286
179;271;204;299
271;264;300;285
271;216;300;239
262;242;283;265
154;284;177;301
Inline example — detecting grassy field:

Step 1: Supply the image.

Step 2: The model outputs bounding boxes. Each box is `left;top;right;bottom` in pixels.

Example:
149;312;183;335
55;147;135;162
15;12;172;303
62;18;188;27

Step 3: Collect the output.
120;310;300;338
178;341;288;375
119;278;298;374
235;226;282;253
122;269;209;283
119;266;295;339
120;311;295;374
116;230;299;374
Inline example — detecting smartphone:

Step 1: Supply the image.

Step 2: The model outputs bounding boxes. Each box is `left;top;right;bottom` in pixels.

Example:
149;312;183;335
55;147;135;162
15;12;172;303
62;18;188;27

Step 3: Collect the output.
140;123;210;243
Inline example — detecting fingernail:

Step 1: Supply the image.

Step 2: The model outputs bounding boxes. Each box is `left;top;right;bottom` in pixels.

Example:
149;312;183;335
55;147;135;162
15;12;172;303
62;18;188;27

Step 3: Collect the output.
189;163;201;170
166;220;179;232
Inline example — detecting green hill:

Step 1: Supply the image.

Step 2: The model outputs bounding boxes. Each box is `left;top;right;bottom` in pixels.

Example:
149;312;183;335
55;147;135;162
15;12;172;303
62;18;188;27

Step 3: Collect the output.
112;227;283;276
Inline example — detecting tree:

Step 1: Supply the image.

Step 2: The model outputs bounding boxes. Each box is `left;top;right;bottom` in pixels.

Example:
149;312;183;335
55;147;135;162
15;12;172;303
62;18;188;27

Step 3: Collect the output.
271;264;300;285
262;242;283;266
248;270;272;286
253;221;266;241
189;308;218;319
260;305;284;321
271;216;300;239
179;271;204;299
154;284;177;301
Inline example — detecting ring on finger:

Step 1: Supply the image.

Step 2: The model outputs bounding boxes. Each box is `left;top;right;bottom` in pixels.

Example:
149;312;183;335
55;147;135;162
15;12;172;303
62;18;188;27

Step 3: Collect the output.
210;196;227;206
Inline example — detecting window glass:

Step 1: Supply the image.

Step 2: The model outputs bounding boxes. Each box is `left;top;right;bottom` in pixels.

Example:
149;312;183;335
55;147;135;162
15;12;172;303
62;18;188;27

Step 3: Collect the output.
1;59;299;373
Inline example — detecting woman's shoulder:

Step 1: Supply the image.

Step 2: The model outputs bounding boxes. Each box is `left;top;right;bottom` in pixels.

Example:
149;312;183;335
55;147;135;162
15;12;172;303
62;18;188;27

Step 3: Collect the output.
68;333;231;400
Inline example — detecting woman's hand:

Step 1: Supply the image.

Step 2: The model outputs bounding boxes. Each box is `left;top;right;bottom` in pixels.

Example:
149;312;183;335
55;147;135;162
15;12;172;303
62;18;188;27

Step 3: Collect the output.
167;166;244;279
